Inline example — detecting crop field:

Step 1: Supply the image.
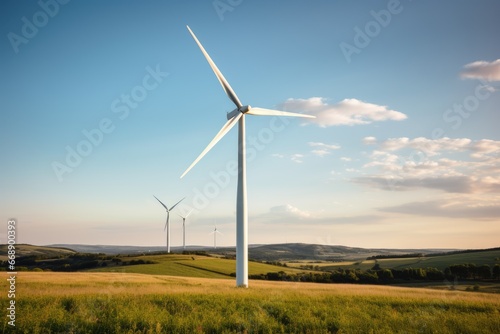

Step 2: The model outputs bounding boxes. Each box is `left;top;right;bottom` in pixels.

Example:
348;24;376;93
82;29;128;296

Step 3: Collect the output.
5;272;500;333
287;249;500;272
89;254;308;278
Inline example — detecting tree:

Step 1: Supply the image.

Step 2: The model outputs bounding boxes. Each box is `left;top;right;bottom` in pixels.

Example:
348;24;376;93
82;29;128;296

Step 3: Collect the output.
493;264;500;280
379;269;394;281
425;268;445;280
477;265;491;279
449;264;468;279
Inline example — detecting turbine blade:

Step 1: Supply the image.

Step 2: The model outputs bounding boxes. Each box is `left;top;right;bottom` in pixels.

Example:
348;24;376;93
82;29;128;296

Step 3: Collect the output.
154;196;168;211
180;112;243;178
169;197;185;211
247;107;315;118
186;26;242;108
185;209;193;218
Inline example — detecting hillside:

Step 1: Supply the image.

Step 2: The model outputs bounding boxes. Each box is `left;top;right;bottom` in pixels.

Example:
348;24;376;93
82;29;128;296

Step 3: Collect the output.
0;243;75;261
49;242;458;260
88;254;308;278
245;243;456;261
312;248;500;272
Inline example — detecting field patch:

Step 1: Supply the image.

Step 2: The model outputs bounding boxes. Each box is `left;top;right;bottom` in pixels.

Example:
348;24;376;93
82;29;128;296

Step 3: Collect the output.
292;249;500;272
88;254;307;279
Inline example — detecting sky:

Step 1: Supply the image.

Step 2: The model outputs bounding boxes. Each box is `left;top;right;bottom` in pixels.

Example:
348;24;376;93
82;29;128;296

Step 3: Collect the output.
1;0;499;250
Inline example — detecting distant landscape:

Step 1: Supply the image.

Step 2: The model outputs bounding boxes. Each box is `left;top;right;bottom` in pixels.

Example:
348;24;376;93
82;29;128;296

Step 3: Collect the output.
48;242;459;259
3;243;499;291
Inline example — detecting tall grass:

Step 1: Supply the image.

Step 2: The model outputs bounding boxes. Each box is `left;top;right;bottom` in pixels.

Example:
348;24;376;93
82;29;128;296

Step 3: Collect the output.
4;272;500;333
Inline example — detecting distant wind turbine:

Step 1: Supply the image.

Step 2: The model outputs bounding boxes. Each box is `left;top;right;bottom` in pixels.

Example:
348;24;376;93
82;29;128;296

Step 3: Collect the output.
154;196;184;253
178;210;193;250
210;225;222;249
181;26;315;287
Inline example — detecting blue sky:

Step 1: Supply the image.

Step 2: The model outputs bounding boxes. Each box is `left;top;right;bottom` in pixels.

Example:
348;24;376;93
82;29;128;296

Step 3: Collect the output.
1;0;499;249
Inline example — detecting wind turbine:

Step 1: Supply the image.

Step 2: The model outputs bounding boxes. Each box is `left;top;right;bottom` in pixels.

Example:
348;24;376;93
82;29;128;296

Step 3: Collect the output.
178;210;193;250
210;225;222;249
181;26;315;287
154;196;184;253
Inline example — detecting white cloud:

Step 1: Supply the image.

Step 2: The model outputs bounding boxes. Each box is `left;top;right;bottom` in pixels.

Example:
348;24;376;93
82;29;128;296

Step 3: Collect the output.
308;142;340;157
470;139;500;158
363;136;377;145
479;84;497;92
379;137;472;156
290;154;304;163
370;137;500;159
341;157;352;162
264;205;382;225
308;142;341;150
460;59;500;81
269;204;312;219
272;153;309;163
281;97;407;127
311;149;330;157
355;137;500;194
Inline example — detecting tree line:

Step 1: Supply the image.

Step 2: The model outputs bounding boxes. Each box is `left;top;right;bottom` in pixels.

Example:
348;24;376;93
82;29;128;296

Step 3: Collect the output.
250;263;500;284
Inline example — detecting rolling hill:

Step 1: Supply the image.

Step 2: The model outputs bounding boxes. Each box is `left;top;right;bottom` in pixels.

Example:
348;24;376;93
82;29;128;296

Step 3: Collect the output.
49;242;459;261
0;243;76;261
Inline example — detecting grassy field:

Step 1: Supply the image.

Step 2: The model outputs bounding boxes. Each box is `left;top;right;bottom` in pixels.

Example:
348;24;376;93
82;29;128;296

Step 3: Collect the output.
5;272;499;333
287;249;500;271
0;244;75;261
88;254;308;278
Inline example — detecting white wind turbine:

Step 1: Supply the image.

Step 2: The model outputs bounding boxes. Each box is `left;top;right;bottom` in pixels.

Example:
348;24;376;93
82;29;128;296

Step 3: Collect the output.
154;196;184;253
178;210;193;250
181;26;315;287
210;225;222;249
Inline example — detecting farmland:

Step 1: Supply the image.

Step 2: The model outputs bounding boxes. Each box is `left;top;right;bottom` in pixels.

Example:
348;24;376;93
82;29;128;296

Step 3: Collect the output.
286;249;500;271
6;272;500;333
3;245;500;332
88;254;308;278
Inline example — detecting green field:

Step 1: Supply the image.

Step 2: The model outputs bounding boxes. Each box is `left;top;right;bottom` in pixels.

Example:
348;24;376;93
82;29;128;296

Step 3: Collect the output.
288;249;500;272
89;254;308;279
6;272;500;333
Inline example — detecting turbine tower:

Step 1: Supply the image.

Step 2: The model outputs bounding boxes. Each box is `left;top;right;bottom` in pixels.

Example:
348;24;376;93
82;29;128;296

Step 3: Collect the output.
178;210;193;250
210;225;222;249
154;196;184;253
181;26;314;287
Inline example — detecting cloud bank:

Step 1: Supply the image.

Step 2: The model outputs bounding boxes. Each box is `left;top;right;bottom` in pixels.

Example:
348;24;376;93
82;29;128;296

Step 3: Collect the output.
354;137;500;194
380;197;500;220
281;97;407;127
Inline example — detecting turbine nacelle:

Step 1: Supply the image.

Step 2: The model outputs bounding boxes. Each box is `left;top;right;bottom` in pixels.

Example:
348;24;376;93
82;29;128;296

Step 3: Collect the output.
227;105;251;120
